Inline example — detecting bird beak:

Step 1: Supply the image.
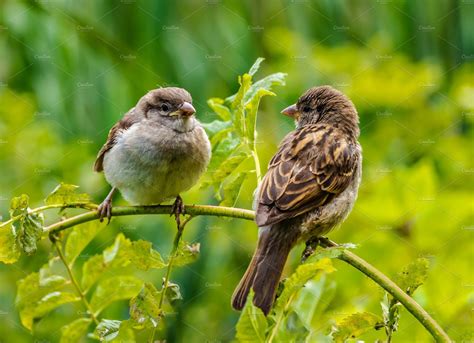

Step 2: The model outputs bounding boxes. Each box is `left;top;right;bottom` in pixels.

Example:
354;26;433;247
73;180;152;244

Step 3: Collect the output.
179;101;196;117
281;104;299;118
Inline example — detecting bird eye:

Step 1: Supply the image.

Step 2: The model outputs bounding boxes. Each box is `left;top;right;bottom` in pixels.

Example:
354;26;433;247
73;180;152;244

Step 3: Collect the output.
303;106;311;113
161;103;169;112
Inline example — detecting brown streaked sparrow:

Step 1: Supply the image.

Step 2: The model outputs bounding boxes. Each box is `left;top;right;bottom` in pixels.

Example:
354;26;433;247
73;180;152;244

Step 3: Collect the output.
232;85;362;315
94;87;211;224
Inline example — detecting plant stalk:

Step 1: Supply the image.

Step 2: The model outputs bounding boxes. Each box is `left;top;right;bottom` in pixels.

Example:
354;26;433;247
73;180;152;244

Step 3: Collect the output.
53;240;99;325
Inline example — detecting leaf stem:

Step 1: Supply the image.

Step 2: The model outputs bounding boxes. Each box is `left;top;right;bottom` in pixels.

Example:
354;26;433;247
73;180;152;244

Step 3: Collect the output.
158;216;194;310
39;204;449;341
52;239;99;325
251;149;262;182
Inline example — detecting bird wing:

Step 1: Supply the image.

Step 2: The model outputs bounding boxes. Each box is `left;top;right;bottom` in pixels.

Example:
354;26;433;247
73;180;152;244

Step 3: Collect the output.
255;123;360;226
93;110;140;172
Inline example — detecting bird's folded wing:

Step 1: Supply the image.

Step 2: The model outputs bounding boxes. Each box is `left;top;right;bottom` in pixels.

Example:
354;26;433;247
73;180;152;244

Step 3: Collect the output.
256;123;359;226
93;110;139;172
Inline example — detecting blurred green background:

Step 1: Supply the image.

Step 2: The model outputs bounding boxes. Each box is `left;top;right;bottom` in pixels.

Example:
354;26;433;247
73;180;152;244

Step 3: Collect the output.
0;0;473;341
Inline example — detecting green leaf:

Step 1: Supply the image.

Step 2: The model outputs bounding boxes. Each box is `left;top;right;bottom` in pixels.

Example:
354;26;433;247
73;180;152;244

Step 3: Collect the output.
207;98;232;121
396;258;430;295
45;183;91;205
273;258;336;314
129;282;162;328
292;275;336;329
90;275;143;316
248;57;265;76
332;312;382;342
271;311;309;342
14;211;43;255
0;226;20;264
9;194;29;217
245;88;275;145
9;194;44;255
207;152;250;188
130;240;166;270
81;234;165;291
244;72;287;103
201;119;232;140
60;318;92;343
95;319;121;341
235;291;268;343
65;222;102;266
219;171;250;207
81;254;106;292
95;319;135;342
173;241;200;267
16;271;79;330
232;73;252;137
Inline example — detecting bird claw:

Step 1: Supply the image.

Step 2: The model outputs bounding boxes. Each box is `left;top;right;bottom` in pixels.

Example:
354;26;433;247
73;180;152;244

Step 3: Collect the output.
301;237;320;262
171;195;185;229
97;199;113;224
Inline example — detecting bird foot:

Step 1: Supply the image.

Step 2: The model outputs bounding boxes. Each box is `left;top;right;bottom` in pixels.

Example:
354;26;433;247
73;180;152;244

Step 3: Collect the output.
171;195;185;229
301;237;320;262
97;198;113;224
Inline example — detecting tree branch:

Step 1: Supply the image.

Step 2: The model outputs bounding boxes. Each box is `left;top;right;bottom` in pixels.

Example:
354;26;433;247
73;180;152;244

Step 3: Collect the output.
42;204;450;342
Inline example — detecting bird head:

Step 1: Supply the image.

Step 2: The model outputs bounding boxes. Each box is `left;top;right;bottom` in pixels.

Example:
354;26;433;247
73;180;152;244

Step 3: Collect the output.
281;85;359;137
136;87;197;132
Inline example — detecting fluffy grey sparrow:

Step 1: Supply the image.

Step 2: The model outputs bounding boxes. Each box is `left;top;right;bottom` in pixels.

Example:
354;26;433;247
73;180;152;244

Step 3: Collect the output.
94;87;211;223
232;86;362;315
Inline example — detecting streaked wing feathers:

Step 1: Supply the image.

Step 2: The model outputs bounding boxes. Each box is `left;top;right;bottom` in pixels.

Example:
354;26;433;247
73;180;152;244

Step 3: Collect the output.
256;124;359;226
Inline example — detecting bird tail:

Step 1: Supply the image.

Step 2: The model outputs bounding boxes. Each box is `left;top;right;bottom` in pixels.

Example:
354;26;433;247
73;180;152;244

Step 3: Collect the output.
231;224;298;315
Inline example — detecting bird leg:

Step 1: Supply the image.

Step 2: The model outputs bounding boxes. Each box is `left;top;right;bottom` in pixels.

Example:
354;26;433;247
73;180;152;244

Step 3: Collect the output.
301;237;320;262
97;187;116;224
171;195;185;229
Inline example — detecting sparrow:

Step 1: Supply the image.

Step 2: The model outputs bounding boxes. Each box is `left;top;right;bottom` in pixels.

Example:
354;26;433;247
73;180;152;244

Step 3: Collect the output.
232;86;362;315
94;87;211;224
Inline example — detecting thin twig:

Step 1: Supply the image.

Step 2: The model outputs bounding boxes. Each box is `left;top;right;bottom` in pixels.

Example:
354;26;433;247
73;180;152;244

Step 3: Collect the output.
52;237;99;325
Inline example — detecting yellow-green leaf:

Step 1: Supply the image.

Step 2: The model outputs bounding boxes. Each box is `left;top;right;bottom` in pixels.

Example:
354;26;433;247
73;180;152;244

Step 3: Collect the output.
90;275;143;316
396;258;430;295
130;240;166;270
207;98;232;121
65;222;102;266
45;183;91;206
60;318;92;343
173;241;200;267
235;291;268;343
129;282;162;328
0;226;20;264
332;312;382;342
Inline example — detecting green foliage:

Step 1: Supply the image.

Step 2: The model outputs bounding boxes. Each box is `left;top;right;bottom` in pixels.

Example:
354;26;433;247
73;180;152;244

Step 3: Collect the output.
173;241;200;267
396;257;429;296
380;258;431;340
129;283;162;328
235;291;268;343
16;265;80;330
202;58;286;205
9;194;44;256
60;318;92;343
6;183;201;341
45;183;91;206
332;312;382;342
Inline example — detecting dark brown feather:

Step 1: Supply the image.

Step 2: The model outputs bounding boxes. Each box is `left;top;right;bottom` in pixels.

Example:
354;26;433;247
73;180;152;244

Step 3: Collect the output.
255;123;359;227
